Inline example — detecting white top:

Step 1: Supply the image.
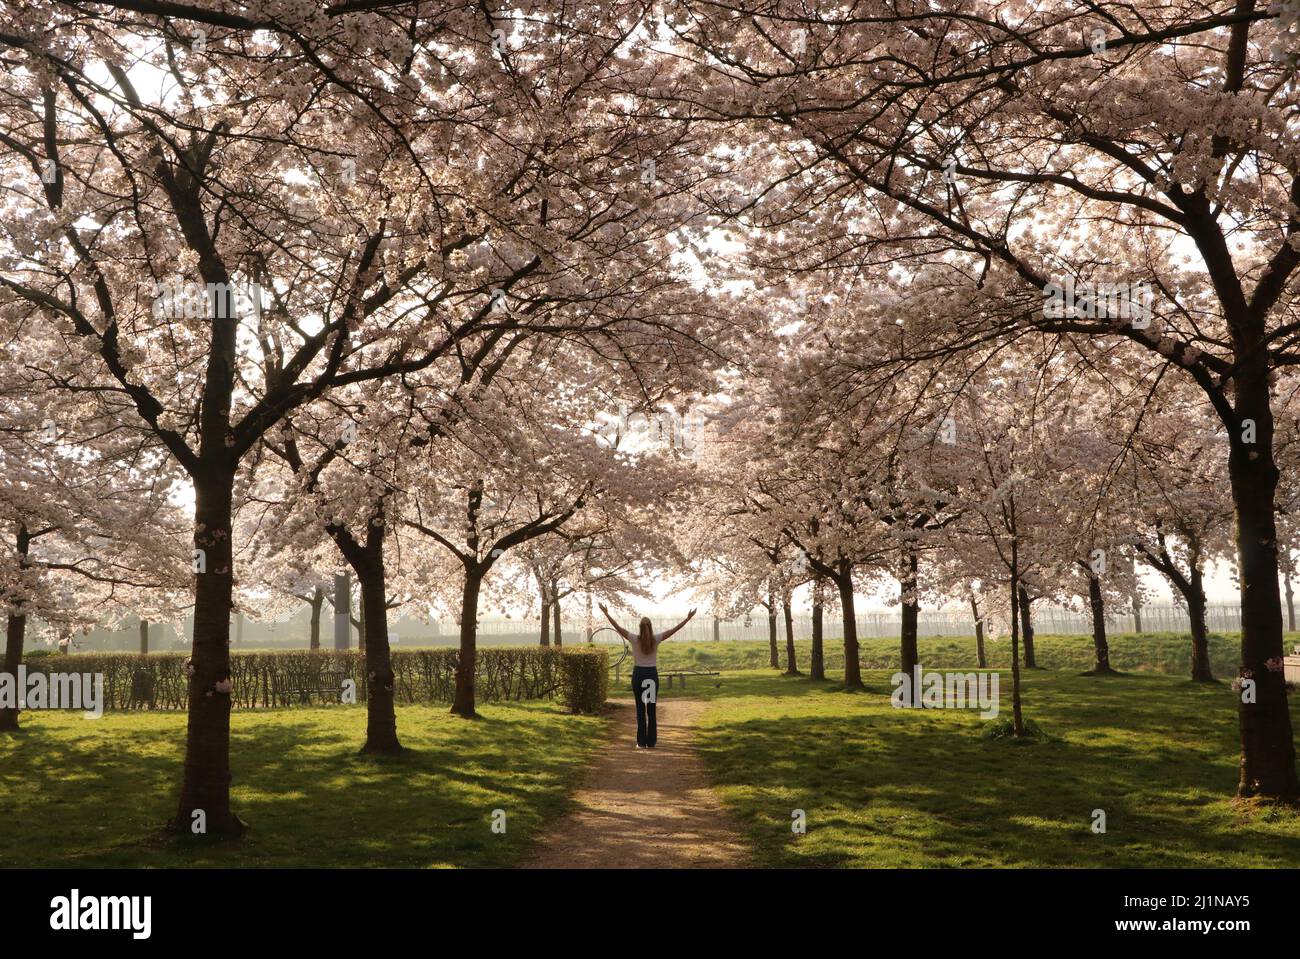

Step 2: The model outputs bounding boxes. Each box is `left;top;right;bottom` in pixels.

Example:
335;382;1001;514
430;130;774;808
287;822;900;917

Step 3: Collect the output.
629;632;667;668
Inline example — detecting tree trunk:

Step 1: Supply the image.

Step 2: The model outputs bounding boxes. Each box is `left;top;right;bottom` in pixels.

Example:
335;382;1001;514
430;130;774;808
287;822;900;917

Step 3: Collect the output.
451;569;482;718
1132;589;1143;633
970;594;987;669
171;470;242;836
1018;585;1037;668
552;585;562;647
356;538;401;753
1008;570;1024;737
308;586;323;650
539;594;551;646
333;571;351;650
836;564;863;689
1228;375;1299;800
0;609;25;731
766;585;779;669
156;208;244;836
810;580;826;681
782;595;800;675
1086;575;1114;674
139;619;149;655
1284;554;1296;633
0;524;31;731
899;548;919;679
1187;567;1214;683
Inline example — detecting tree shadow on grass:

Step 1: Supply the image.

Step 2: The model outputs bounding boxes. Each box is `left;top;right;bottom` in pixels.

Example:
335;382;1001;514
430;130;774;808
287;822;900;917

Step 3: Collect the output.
0;702;606;869
672;671;890;703
691;672;1300;868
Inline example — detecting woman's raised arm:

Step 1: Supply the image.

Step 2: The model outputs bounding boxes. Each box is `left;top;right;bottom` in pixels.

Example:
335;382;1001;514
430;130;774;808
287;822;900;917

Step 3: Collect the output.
599;603;631;640
660;608;697;642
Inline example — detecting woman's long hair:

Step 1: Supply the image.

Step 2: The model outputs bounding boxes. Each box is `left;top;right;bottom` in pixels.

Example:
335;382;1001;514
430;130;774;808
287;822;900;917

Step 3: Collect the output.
638;617;655;655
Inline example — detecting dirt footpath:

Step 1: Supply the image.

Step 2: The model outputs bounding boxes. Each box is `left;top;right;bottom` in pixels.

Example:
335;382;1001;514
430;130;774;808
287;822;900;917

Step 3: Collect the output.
523;697;750;868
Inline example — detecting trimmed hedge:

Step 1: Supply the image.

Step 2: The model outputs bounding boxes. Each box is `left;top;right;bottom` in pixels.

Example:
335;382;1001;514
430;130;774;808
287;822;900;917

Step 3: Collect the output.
16;646;608;712
558;647;609;715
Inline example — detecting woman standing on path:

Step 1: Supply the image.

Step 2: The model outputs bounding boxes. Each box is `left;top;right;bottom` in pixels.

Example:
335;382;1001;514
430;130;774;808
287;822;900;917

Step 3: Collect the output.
599;604;696;748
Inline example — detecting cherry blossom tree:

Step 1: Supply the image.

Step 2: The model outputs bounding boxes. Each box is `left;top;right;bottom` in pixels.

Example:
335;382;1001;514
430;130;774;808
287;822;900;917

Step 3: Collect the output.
404;383;662;717
1122;399;1236;682
0;365;191;730
0;0;744;830
668;1;1300;798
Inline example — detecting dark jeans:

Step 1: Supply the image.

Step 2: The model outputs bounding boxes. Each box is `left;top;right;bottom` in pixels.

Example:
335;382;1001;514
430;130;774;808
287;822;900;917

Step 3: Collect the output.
631;666;658;747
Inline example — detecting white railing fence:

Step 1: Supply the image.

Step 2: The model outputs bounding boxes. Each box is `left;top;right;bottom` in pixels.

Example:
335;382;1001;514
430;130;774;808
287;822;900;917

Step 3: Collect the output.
50;603;1253;652
503;603;1250;645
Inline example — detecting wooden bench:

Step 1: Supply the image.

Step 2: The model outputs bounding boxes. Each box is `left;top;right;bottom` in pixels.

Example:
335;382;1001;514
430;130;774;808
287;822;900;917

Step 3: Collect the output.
659;669;720;690
128;669;156;710
610;654;720;691
1285;647;1300;684
607;640;720;690
281;669;348;706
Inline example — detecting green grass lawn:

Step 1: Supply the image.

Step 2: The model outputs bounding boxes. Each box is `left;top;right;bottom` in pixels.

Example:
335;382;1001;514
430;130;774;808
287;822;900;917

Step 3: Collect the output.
0;700;607;868
8;636;1300;869
687;668;1300;867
